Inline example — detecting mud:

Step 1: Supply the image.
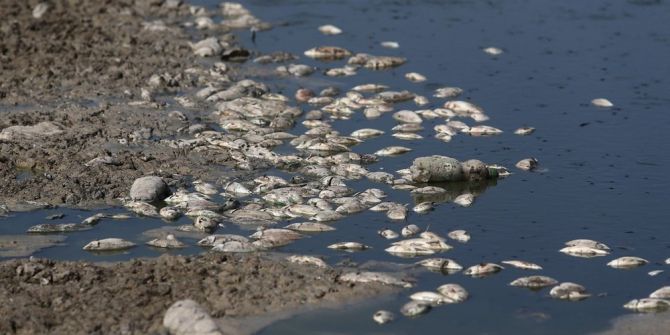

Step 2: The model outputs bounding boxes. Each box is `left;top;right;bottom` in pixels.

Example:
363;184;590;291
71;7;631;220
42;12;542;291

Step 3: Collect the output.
0;0;248;207
0;253;393;335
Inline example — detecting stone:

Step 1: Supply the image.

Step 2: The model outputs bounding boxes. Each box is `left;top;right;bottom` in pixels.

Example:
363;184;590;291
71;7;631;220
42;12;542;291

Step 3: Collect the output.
163;299;223;335
130;176;170;202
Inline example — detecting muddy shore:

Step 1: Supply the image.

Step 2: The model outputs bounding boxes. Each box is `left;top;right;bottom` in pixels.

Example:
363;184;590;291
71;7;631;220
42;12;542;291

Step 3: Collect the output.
0;254;392;334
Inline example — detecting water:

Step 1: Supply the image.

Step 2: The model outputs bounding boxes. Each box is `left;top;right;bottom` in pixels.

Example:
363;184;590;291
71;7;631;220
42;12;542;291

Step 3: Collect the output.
3;0;670;333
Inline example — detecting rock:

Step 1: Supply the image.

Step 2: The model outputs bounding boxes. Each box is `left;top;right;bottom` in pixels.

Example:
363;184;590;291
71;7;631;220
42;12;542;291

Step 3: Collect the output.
130;176;170;202
0;122;63;142
163;299;223;335
410;156;464;182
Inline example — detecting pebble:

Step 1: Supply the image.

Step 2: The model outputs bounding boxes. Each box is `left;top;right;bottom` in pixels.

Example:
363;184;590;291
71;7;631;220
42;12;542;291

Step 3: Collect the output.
32;2;50;19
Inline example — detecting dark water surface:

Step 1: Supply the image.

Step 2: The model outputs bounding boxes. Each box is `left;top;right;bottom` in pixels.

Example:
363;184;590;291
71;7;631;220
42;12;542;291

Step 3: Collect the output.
3;0;670;334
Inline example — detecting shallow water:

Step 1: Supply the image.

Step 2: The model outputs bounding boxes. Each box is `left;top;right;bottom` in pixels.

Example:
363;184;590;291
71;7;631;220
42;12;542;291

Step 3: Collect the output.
3;0;670;333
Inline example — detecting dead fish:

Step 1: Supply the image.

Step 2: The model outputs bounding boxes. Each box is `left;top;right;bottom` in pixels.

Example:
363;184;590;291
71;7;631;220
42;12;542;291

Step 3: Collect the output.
375;146;412;156
591;98;614;108
125;201;160;217
447;230;471;242
464;125;503;136
27;223;92;233
649;270;664;277
413;202;434;214
436;284;469;303
352;83;389;93
285;222;335;232
310;210;344;222
607;256;649;269
197;234;249;247
650;287;670;299
414;95;429;106
565;239;611;251
194;216;219;233
623;298;670;312
146;234;185;249
194;181;218;195
373;310;395;325
211;241;258;253
510;275;559;289
386;245;435;257
81;213;105;225
514;127;535;136
393;132;423;140
379;229;400;239
380;41;400;49
419;231;446;242
304;46;352;60
159;207;181;220
501;260;543;270
83;238;135;251
285;204;321;218
410;291;452;305
405;72;427;83
287;255;328;268
444;100;485;115
393;110;423;124
364;56;407;69
328;242;370;251
400;301;431;317
224;182;252;196
411;186;446;195
550;282;591;301
336;199;367;214
401;224;421;237
338;271;413;288
560;246;609;258
369;202;398;212
250;229;303;244
392;238;452;252
367;172;395;184
516;158;539;171
417;258;463;272
351;128;385;139
453;193;475;207
463;263;504;277
386;205;408;220
483;47;503;55
392;123;424;133
434;87;463;99
318;24;342;35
